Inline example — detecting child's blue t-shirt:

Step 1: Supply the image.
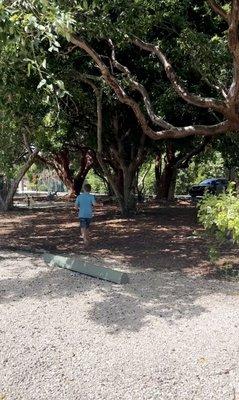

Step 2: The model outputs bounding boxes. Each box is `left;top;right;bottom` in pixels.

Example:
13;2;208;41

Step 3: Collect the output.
75;193;96;218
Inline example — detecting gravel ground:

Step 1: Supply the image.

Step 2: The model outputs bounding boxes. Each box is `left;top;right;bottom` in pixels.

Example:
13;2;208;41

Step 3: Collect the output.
1;250;239;400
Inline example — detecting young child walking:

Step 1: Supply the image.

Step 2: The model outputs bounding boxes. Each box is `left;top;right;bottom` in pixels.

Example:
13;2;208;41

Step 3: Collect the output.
75;184;96;247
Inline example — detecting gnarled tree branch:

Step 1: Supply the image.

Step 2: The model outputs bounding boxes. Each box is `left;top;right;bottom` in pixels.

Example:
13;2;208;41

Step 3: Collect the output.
207;0;229;22
153;120;230;139
108;39;173;129
70;35;165;139
176;137;211;168
70;35;231;140
133;37;227;114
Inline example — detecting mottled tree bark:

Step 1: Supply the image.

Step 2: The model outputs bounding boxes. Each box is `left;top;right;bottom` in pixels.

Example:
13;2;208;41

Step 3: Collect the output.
155;144;177;200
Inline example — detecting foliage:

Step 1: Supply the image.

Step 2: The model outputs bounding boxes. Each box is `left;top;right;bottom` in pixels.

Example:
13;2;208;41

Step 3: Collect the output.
197;184;239;260
86;170;107;194
138;161;155;196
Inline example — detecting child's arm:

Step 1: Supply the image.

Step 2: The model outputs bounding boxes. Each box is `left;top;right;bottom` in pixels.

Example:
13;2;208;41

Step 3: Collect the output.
75;197;79;212
92;196;103;207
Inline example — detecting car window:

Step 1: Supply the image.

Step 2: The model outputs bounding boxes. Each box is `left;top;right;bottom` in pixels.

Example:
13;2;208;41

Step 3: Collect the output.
199;179;213;186
215;179;227;185
199;178;227;186
221;179;227;185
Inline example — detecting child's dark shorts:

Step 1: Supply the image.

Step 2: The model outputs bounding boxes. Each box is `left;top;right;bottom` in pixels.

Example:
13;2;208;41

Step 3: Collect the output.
80;218;91;229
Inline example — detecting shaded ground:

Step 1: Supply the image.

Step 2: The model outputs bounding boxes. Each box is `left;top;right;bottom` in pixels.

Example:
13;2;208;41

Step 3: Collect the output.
1;200;238;277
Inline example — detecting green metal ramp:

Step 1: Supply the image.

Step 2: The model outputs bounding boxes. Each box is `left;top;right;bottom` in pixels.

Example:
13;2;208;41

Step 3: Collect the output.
43;253;129;284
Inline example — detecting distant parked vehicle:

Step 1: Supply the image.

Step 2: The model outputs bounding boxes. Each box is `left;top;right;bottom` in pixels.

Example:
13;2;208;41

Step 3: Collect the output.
189;178;228;199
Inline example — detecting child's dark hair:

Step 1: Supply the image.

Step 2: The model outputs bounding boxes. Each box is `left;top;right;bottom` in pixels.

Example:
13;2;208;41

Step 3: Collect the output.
84;183;91;192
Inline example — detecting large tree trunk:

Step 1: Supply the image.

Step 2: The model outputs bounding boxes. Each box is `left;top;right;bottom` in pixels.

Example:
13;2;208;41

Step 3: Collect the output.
95;88;138;215
155;144;177;201
57;172;75;197
73;173;87;196
51;150;75;196
155;137;211;200
73;150;94;195
80;76;145;216
120;165;136;216
0;149;39;212
99;162;137;216
155;153;162;198
156;163;177;200
167;168;177;200
40;148;94;198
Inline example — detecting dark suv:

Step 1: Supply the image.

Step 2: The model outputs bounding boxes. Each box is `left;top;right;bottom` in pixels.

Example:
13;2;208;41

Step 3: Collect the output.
189;178;228;199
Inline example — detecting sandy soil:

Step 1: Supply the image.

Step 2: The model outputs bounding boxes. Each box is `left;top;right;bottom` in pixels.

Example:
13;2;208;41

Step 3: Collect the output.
1;249;239;400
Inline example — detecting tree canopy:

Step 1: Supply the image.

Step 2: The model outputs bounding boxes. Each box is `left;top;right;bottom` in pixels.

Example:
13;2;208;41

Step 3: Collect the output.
0;1;238;213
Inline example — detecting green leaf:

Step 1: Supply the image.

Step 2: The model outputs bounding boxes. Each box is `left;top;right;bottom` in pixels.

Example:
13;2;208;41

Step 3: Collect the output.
27;62;31;77
37;79;46;89
41;59;47;69
56;80;64;90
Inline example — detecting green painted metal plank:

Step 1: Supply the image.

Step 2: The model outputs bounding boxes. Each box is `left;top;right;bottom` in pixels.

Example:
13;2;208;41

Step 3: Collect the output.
43;253;129;284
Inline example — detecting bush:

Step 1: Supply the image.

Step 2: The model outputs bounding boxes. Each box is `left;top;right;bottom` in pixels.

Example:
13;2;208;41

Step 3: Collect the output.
197;185;239;259
86;171;107;194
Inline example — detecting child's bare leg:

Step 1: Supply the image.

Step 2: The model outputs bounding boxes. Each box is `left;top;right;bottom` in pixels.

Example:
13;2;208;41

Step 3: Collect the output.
81;227;87;244
86;228;90;245
81;228;90;247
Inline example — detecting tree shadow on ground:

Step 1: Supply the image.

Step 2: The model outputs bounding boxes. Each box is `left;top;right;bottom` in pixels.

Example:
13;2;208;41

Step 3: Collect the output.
86;269;239;333
1;202;237;276
0;251;238;333
0;253;97;304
